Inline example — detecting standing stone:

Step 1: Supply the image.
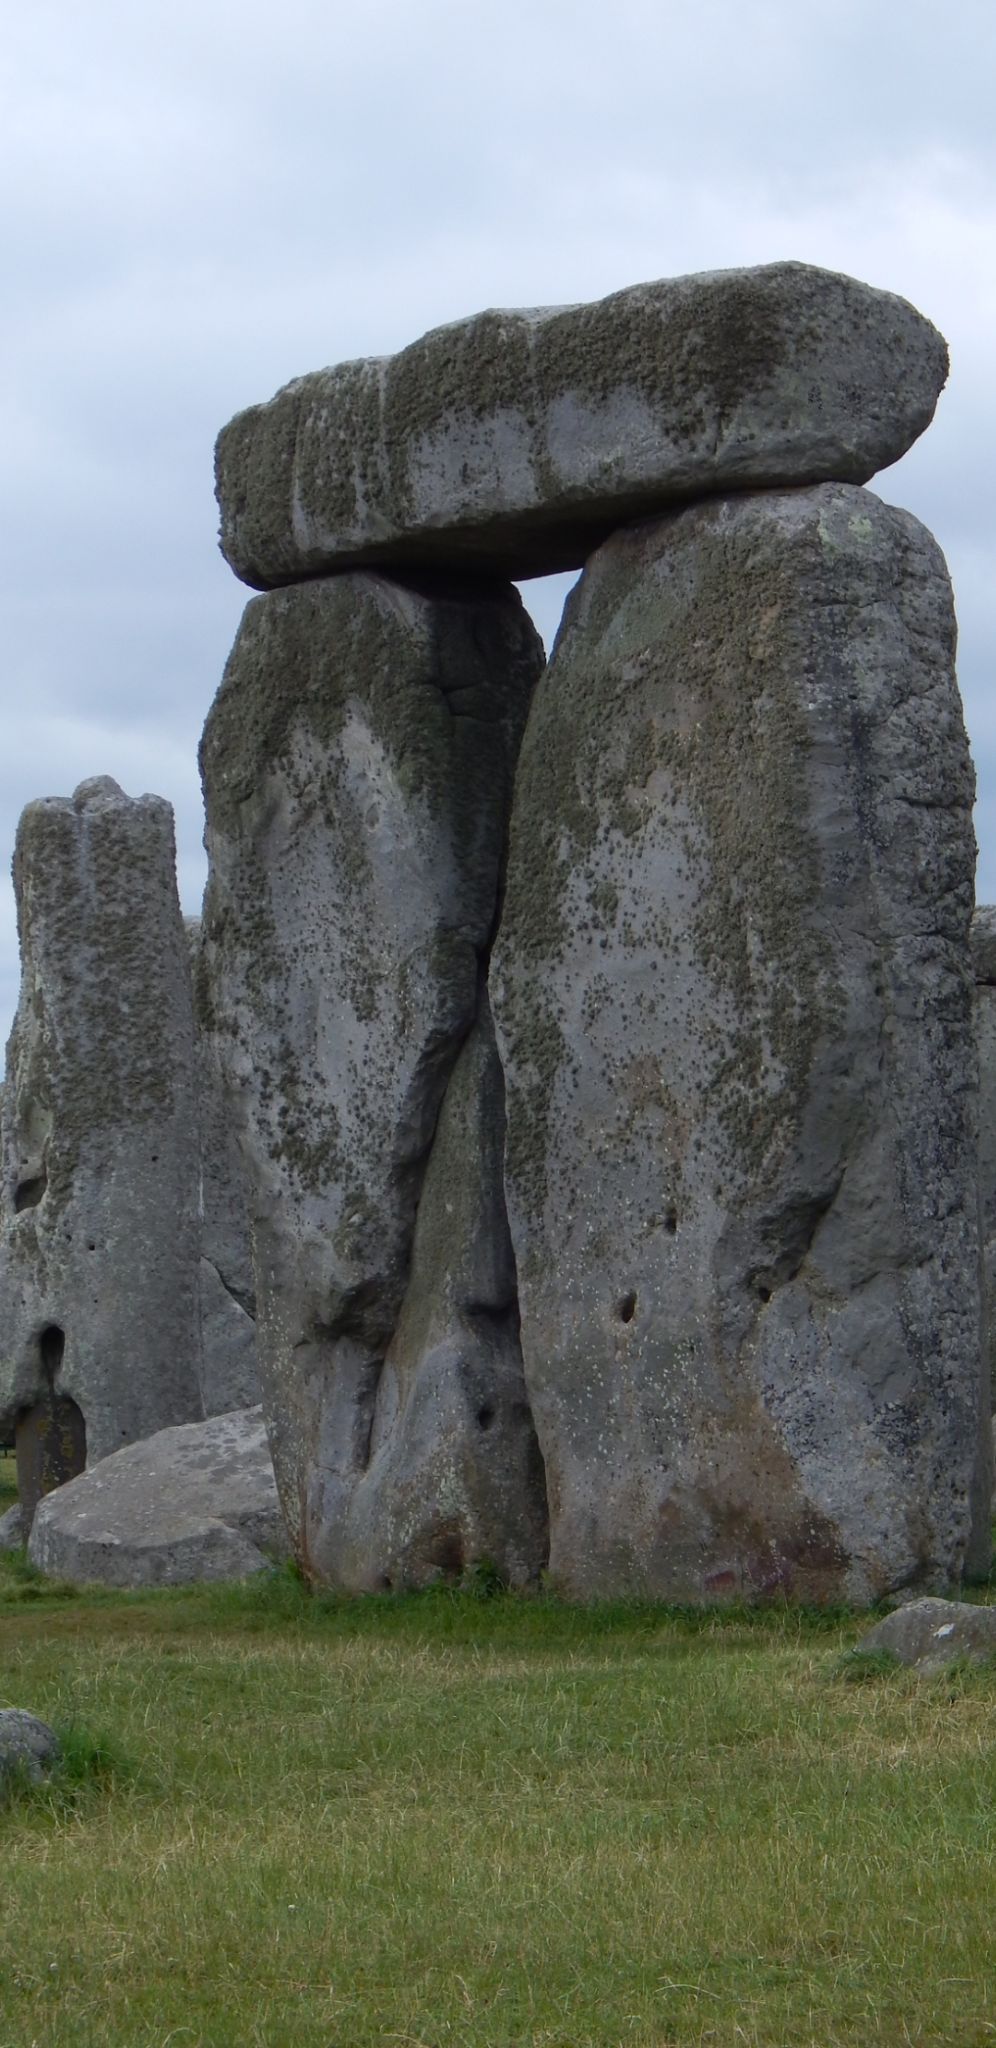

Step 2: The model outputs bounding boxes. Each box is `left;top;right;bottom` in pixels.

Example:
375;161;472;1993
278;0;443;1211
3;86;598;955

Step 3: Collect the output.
186;919;259;1415
200;571;545;1582
491;483;984;1604
331;999;548;1590
0;779;203;1509
216;264;947;588
972;907;996;1411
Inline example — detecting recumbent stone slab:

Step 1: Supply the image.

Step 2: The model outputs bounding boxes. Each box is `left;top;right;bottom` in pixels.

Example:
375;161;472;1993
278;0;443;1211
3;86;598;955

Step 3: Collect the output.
216;263;947;588
28;1406;288;1587
199;570;545;1583
490;482;986;1604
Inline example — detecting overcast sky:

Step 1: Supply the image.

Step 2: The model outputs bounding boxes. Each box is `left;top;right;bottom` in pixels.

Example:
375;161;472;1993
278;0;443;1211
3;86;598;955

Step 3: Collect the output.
2;0;994;1031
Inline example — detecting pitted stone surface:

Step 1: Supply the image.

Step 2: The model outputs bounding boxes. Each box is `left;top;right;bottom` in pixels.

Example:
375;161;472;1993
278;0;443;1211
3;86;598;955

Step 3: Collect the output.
199;570;544;1579
187;918;259;1415
27;1407;287;1586
491;482;984;1604
216;263;947;589
0;779;203;1497
329;1000;548;1590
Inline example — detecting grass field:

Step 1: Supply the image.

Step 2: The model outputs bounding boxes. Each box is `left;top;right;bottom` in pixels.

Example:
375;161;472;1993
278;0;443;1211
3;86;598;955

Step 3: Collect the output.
2;1542;994;2048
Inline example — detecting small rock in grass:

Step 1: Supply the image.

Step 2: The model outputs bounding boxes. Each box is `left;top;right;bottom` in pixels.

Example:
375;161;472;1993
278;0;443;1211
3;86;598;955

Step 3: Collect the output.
0;1709;60;1787
0;1502;25;1551
856;1598;996;1672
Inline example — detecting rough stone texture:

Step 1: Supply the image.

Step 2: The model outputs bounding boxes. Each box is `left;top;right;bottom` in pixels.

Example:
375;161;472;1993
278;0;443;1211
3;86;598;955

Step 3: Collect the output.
856;1597;996;1672
972;907;996;1411
216;263;947;589
199;570;544;1581
330;999;548;1590
0;1502;25;1551
491;482;985;1605
0;1709;60;1788
27;1407;288;1587
0;780;203;1510
186;919;259;1415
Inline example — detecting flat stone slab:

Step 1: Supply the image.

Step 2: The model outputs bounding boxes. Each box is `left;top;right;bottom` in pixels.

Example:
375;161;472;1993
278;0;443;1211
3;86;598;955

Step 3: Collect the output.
27;1408;290;1587
857;1598;996;1671
216;262;947;588
0;1709;60;1788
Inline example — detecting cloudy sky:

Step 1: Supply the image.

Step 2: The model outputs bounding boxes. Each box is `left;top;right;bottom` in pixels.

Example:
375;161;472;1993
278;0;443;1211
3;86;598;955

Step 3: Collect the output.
2;0;994;1029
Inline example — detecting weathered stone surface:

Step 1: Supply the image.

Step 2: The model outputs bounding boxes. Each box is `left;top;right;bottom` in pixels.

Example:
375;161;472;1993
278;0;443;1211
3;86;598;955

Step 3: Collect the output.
491;482;984;1605
216;263;947;589
0;1502;25;1551
27;1407;287;1586
330;999;548;1590
0;1709;60;1788
972;908;996;1411
187;918;259;1415
0;779;203;1512
199;571;544;1580
856;1597;996;1671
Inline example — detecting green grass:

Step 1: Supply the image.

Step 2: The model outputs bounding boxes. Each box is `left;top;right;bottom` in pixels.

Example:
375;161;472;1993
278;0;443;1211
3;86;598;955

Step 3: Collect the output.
2;1559;994;2046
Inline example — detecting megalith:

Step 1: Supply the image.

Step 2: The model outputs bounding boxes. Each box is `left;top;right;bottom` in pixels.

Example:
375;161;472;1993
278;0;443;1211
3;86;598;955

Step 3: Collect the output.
187;918;259;1415
199;570;546;1582
972;907;996;1411
0;779;203;1504
215;263;947;587
491;483;984;1604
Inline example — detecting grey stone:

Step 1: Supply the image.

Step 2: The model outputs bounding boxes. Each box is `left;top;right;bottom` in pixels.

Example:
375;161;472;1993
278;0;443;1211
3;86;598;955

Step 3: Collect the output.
199;570;544;1580
0;1502;25;1550
329;999;548;1590
215;263;947;589
973;909;996;1410
491;482;984;1605
0;779;203;1522
0;1709;60;1788
856;1597;996;1671
186;918;259;1415
27;1407;288;1587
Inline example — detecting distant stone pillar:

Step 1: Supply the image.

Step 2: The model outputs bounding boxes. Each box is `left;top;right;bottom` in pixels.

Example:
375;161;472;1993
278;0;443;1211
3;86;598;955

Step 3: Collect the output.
200;572;547;1586
492;483;985;1604
0;779;203;1500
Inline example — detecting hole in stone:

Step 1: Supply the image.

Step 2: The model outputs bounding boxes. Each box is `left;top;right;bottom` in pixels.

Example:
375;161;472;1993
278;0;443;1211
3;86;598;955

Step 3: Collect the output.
429;1529;465;1579
14;1173;47;1212
664;1208;678;1235
15;1390;86;1528
476;1403;496;1432
757;1284;772;1304
618;1291;637;1324
39;1325;65;1382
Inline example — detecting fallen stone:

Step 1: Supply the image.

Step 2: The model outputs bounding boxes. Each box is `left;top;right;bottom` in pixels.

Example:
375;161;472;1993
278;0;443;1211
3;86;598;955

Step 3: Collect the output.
187;918;259;1415
0;1502;25;1551
856;1597;996;1671
0;778;204;1526
491;482;984;1604
27;1407;288;1587
0;1709;60;1789
199;571;544;1580
215;263;947;588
